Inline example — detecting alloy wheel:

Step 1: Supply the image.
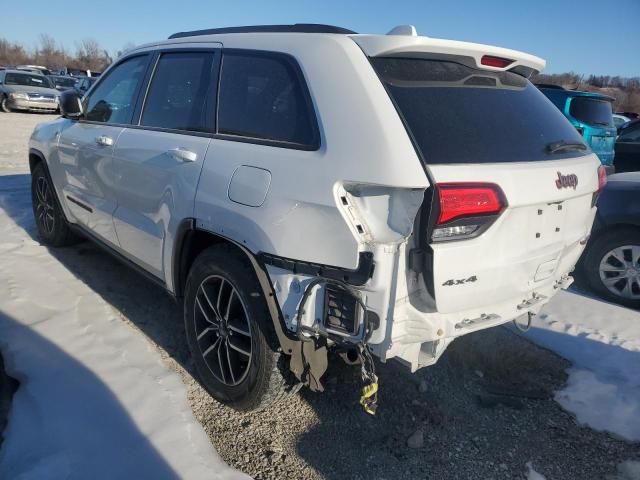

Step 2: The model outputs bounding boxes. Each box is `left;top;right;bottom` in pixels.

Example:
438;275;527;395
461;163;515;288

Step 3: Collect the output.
599;245;640;300
193;275;252;386
35;176;55;235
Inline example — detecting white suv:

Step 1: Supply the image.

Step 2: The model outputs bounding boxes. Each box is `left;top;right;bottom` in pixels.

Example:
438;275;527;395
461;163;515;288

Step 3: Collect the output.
29;24;604;411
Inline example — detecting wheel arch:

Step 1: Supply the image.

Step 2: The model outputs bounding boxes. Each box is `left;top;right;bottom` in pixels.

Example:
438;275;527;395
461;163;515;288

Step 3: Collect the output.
172;219;325;389
29;148;47;173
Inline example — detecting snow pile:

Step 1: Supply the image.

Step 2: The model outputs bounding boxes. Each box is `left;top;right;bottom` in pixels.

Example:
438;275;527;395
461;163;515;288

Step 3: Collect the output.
608;461;640;480
0;174;249;479
528;289;640;441
525;462;547;480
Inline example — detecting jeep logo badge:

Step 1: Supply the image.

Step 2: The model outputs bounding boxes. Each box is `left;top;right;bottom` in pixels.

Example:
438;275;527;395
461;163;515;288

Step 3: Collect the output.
555;172;578;190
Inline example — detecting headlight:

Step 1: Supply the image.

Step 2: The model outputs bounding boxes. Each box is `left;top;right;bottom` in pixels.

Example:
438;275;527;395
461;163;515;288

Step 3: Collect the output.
9;92;29;100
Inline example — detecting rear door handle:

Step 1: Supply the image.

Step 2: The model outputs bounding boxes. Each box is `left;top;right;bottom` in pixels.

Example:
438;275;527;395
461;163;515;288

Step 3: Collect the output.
95;135;113;146
167;147;197;162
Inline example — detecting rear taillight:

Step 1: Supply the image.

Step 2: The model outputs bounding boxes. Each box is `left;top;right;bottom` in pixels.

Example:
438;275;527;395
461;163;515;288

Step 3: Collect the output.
597;165;607;192
432;183;507;242
480;55;514;68
592;165;607;207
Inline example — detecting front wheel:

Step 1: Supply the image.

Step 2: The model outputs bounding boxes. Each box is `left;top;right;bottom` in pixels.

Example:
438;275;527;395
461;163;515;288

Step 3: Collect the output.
31;162;77;247
581;228;640;309
184;246;300;411
1;96;11;113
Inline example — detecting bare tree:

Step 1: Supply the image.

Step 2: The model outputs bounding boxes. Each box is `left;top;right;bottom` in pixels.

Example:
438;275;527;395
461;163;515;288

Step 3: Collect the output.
0;38;29;65
74;38;110;72
117;42;136;58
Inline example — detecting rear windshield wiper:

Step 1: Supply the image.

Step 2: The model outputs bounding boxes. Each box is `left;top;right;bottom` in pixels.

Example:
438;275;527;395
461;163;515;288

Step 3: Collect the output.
545;141;587;154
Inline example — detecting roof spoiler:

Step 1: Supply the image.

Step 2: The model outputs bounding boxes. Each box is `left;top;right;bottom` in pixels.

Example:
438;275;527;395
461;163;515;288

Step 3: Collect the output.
352;30;546;76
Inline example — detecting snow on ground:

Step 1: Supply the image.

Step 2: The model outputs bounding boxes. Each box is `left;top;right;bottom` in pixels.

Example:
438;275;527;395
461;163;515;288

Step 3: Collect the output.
0;113;248;479
528;289;640;442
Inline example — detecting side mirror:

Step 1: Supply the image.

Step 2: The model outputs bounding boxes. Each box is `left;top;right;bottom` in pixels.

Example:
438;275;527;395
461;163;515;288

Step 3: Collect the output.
59;90;84;119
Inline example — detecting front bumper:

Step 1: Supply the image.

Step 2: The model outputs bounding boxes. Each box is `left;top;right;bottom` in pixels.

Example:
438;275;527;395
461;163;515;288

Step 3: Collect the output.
9;97;59;112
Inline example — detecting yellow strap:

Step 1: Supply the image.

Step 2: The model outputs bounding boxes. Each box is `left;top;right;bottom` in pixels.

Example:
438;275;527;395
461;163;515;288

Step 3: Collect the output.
359;381;379;415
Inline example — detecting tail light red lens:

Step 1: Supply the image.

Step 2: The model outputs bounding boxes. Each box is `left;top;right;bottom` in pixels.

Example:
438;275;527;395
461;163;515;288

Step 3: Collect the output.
597;165;607;193
480;55;514;68
436;183;507;225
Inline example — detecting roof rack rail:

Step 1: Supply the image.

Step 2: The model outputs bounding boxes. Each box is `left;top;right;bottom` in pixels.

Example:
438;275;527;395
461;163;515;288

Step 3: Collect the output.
168;24;356;39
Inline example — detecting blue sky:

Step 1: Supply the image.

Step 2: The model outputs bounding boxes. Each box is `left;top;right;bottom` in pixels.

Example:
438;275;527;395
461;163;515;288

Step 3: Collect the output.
4;0;639;77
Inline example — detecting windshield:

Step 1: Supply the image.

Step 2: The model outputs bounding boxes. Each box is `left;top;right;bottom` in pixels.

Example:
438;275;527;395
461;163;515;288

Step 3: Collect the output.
371;57;587;164
52;76;76;87
569;97;613;127
5;72;53;88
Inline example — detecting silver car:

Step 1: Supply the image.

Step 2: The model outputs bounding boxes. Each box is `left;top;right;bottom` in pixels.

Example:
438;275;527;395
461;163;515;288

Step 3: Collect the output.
0;70;59;113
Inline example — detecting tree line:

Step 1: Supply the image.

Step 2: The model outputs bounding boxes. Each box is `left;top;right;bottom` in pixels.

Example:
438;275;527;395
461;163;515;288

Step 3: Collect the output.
0;34;134;73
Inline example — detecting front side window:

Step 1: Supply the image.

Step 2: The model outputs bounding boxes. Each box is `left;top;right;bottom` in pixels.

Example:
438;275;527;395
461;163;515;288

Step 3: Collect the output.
141;51;216;132
569;97;613;127
218;51;319;148
85;55;148;124
5;73;53;88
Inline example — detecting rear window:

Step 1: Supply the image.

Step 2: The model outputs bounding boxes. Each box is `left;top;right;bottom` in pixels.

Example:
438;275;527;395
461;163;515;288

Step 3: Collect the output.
569;97;613;127
372;58;586;164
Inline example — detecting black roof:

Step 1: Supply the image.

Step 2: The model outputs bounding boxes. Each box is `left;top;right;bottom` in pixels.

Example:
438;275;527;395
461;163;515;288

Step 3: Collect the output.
169;24;356;39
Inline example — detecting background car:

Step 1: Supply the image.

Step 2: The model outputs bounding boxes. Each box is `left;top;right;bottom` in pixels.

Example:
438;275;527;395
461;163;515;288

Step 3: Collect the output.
576;172;640;308
614;113;631;128
15;64;52;76
538;86;616;172
0;69;59;113
48;75;77;92
73;76;96;95
614;119;640;173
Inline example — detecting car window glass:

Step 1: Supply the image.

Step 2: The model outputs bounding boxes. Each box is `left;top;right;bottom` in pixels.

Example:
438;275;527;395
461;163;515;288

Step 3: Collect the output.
569;97;613;127
5;72;53;88
372;57;586;164
85;56;148;124
619;125;640;142
141;51;216;132
218;52;318;147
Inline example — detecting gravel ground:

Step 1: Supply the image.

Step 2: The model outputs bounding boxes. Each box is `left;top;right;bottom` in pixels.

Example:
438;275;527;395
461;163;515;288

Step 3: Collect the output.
1;111;639;479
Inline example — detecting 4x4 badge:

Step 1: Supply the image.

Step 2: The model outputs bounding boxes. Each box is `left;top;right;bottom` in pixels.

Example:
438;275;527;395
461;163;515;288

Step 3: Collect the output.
556;172;578;190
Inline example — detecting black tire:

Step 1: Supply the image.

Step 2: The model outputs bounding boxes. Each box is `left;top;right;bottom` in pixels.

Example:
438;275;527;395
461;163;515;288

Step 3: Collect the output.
580;227;640;309
1;96;11;113
31;162;77;247
184;245;300;411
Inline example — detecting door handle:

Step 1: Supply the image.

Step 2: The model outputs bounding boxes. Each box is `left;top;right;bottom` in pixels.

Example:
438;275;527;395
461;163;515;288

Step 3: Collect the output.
167;147;197;162
95;135;113;146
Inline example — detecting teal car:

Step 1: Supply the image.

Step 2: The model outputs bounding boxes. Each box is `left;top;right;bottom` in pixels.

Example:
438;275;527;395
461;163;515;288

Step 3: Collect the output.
538;86;616;171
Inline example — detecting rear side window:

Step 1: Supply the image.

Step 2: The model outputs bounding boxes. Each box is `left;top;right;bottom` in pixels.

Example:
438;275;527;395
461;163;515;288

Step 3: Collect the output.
372;58;586;164
569;97;613;127
141;51;216;132
85;55;148;124
218;51;319;148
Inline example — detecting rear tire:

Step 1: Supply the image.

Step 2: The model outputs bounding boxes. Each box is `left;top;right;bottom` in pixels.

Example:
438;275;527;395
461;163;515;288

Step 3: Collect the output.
580;228;640;309
31;162;77;247
184;245;300;411
1;96;11;113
